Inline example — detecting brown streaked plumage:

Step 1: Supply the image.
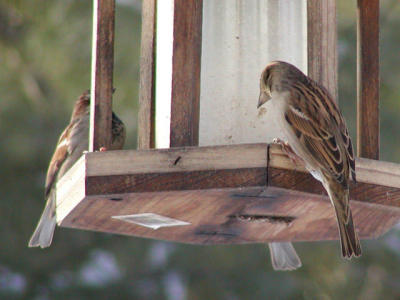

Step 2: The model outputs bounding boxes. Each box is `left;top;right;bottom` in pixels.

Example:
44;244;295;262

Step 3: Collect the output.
258;61;361;268
29;90;126;248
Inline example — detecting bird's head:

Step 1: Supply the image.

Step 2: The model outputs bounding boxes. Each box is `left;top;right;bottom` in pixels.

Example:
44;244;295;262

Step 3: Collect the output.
71;90;91;120
257;61;296;108
71;88;119;120
74;89;125;149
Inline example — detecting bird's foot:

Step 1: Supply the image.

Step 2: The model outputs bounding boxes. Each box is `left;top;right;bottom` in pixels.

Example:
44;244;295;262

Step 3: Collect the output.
99;147;107;152
272;138;304;167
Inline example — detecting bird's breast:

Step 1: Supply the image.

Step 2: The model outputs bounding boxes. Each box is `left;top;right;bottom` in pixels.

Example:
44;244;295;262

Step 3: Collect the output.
269;92;290;133
270;92;324;184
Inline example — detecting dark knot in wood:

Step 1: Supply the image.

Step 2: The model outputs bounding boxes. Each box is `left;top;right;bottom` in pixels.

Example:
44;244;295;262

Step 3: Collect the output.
173;156;182;165
229;214;295;225
109;197;123;201
195;230;237;237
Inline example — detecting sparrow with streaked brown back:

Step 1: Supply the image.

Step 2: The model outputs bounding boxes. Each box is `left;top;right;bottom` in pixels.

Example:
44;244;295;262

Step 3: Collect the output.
29;90;126;248
258;61;361;270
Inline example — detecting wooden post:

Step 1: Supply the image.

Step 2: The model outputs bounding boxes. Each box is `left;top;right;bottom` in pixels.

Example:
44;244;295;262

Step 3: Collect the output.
138;0;156;150
169;0;203;147
357;0;380;159
89;0;115;152
307;0;338;101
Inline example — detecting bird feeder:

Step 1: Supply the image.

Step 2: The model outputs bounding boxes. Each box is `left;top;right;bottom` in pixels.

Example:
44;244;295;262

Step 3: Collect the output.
56;0;400;245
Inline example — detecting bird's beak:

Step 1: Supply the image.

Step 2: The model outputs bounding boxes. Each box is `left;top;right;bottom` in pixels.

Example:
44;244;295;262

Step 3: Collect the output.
257;92;270;108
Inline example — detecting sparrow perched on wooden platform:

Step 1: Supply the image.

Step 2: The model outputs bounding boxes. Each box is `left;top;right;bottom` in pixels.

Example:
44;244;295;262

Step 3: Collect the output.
29;90;126;248
258;61;361;270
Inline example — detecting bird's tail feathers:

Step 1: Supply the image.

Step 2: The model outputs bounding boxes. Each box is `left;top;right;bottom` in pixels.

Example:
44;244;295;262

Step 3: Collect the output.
268;242;302;271
334;207;362;258
28;193;56;248
324;177;362;258
326;181;361;258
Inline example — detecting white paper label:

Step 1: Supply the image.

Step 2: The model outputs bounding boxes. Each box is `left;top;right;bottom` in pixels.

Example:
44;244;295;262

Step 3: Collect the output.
112;213;191;230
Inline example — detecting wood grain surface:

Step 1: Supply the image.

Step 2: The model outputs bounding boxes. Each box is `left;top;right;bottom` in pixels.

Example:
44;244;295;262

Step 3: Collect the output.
170;0;203;147
307;0;338;101
138;0;156;149
357;0;380;159
89;0;115;151
56;143;400;244
59;187;400;244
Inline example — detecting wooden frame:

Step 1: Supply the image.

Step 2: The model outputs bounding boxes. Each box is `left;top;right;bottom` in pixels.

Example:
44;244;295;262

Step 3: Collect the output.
137;0;156;149
169;0;203;147
138;1;382;154
139;0;340;148
90;0;116;151
138;0;202;149
357;0;380;159
74;0;394;244
307;0;337;101
56;144;400;244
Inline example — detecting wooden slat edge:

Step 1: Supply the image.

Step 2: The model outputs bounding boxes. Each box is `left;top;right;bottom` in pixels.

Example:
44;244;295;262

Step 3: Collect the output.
86;143;400;189
268;166;400;208
307;0;338;101
169;0;203;147
86;168;267;195
138;0;156;149
269;144;400;189
86;143;269;176
56;155;86;224
356;157;400;188
356;0;380;159
86;143;399;189
89;0;116;151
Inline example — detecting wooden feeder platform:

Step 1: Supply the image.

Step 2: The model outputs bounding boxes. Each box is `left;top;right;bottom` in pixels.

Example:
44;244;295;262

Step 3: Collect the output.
56;143;400;245
65;0;397;245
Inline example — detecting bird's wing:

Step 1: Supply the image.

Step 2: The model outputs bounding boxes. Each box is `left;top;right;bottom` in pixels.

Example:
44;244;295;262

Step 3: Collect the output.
284;81;354;186
44;122;73;198
339;122;356;183
66;116;88;155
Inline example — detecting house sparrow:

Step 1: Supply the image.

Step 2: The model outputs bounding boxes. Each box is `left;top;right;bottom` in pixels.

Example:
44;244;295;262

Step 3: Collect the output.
29;90;126;248
258;61;361;270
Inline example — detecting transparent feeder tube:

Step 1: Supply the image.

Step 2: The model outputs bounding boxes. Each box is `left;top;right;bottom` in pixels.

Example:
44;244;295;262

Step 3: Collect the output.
199;0;307;146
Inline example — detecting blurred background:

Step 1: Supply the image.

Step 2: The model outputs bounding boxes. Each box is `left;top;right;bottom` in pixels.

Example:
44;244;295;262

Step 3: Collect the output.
1;0;399;299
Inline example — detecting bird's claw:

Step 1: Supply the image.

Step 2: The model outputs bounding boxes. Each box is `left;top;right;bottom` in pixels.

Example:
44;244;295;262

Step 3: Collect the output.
272;138;304;167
